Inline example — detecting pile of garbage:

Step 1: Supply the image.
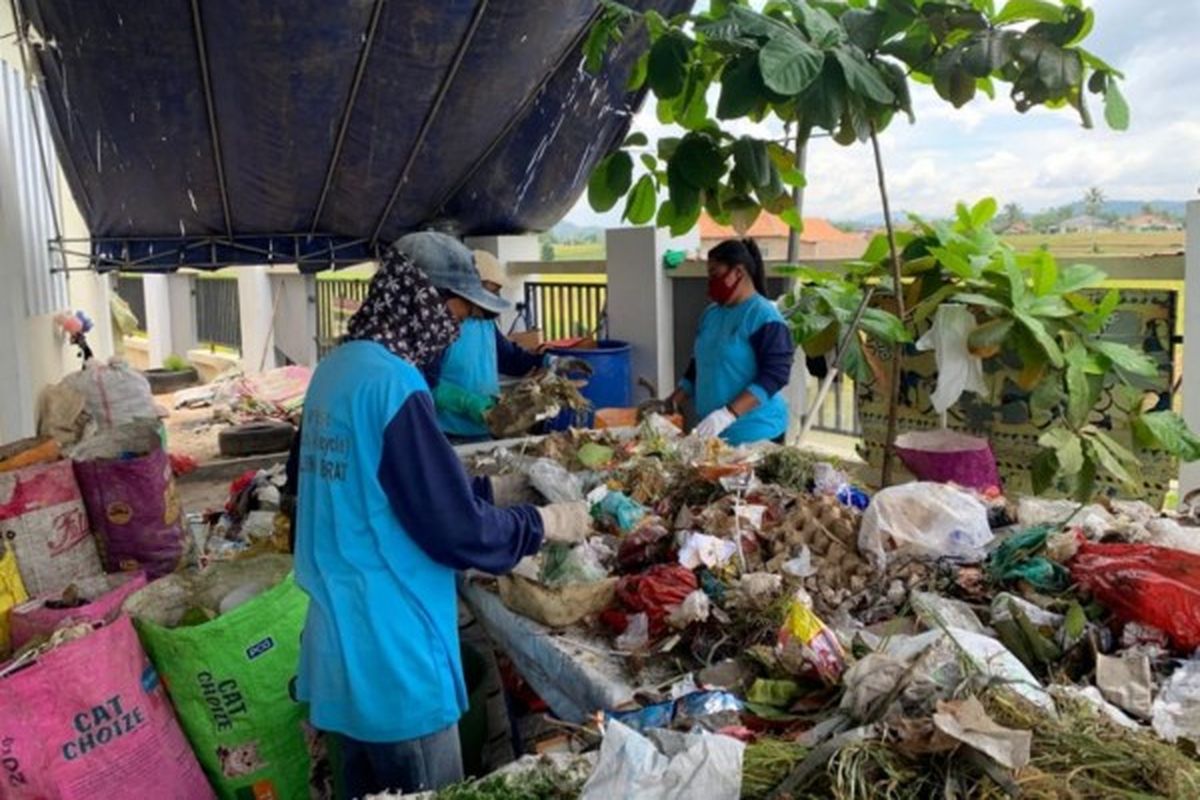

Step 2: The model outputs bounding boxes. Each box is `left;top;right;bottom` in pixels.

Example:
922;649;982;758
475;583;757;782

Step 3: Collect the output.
459;417;1200;799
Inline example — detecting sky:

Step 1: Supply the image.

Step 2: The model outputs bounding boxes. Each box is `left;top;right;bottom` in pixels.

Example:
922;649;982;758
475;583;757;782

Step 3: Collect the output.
564;0;1200;226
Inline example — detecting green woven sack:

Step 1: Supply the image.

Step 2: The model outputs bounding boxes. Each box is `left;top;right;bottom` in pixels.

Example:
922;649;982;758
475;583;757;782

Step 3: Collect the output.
124;556;329;800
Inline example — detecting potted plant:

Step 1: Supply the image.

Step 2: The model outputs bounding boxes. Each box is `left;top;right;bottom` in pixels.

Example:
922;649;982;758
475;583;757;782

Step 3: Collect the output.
144;353;200;395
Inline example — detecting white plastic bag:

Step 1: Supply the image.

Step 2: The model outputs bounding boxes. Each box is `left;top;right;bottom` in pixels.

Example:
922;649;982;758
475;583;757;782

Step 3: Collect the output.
61;358;158;429
525;458;584;503
581;720;744;800
858;482;992;569
916;304;987;414
1151;660;1200;744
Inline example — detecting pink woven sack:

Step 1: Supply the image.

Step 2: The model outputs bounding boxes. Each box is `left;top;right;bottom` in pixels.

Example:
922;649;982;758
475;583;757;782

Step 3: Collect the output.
10;572;148;651
0;616;214;799
894;429;1001;491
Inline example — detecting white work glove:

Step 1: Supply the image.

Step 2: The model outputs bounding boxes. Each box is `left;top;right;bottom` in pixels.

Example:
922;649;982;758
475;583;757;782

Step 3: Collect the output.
694;407;737;439
536;501;593;544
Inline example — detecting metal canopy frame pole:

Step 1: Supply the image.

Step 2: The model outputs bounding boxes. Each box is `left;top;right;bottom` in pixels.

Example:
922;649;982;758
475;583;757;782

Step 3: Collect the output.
427;5;603;221
189;0;233;238
310;0;386;235
369;0;490;246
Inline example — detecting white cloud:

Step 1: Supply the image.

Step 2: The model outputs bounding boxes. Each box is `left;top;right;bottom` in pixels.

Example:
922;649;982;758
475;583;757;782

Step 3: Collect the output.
564;0;1200;226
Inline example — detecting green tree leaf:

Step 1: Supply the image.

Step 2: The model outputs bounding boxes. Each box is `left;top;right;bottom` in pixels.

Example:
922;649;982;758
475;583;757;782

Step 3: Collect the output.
834;48;896;105
717;55;767;120
732;137;773;188
627;52;649;91
1031;448;1058;495
647;33;691;99
759;33;825;95
1084;435;1137;489
1133;411;1200;461
841;8;887;50
1103;75;1130;130
932;51;976;107
969;197;998;227
672;133;726;189
1039;428;1084;475
666;159;701;217
1014;309;1064;367
587;150;633;212
1056;262;1107;293
967;318;1014;353
962;30;1014;76
995;0;1064;25
1088;340;1157;377
860;307;911;343
623;174;657;225
791;1;847;47
623;132;649;148
779;206;804;231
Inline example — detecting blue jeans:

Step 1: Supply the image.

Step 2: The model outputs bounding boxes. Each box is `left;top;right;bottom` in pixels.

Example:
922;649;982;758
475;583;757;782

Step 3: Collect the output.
337;724;463;798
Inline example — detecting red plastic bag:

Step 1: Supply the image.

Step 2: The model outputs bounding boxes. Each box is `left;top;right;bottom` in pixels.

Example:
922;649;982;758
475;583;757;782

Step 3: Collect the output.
611;564;697;636
616;522;674;574
1070;542;1200;653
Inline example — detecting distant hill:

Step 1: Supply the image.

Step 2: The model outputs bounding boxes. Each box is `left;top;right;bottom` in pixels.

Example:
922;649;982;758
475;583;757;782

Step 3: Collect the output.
549;220;604;242
846;199;1187;228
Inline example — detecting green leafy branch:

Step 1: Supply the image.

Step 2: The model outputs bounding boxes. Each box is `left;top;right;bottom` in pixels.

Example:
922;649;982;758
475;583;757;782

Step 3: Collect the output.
779;197;1197;499
585;0;1128;235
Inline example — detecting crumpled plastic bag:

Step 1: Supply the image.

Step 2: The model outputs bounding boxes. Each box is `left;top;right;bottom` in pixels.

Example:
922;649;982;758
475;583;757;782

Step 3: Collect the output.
986;526;1072;593
1070;541;1200;653
867;627;1054;713
916;304;987;414
678;532;737;570
581;719;744;800
525;457;584;503
605;564;698;638
1151;659;1200;744
859;482;992;570
540;540;610;587
592;490;646;532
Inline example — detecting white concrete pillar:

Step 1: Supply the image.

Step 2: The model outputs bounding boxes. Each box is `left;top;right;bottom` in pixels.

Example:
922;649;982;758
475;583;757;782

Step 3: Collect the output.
269;272;319;367
464;234;539;335
237;266;278;373
142;274;171;367
1180;200;1200;500
605;226;675;398
167;273;197;358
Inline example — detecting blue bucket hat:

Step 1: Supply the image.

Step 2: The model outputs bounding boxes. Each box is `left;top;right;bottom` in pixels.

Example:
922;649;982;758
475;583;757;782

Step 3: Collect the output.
391;231;511;316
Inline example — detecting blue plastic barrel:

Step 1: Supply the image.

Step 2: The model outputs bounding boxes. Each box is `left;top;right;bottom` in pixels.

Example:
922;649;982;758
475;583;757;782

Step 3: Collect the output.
544;340;633;429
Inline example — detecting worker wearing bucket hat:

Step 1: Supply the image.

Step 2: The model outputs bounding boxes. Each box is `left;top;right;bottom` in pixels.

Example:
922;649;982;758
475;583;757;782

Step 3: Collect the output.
396;235;590;441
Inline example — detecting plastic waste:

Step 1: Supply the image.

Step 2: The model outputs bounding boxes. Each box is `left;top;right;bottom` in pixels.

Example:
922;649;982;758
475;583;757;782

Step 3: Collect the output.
1151;660;1200;744
677;532;737;571
911;591;988;634
667;590;711;629
776;590;846;684
540;540;610;587
858;482;993;570
582;719;744;800
616;612;650;652
592;490;646;532
986;526;1071;593
524;457;584;503
915;304;987;413
608;564;698;637
1070;541;1200;653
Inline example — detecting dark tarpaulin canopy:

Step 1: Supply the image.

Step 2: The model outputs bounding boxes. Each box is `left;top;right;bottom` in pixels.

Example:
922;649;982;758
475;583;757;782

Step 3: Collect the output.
15;0;690;272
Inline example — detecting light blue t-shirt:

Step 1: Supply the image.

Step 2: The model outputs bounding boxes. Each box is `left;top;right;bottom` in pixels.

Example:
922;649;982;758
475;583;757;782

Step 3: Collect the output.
436;318;501;437
688;294;790;444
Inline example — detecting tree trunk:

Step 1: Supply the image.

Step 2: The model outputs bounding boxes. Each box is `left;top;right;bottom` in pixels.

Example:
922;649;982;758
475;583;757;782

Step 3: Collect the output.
870;127;906;487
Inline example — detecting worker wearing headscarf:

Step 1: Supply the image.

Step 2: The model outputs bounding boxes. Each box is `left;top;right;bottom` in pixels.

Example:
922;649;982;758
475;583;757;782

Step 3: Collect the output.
668;237;794;444
293;245;590;796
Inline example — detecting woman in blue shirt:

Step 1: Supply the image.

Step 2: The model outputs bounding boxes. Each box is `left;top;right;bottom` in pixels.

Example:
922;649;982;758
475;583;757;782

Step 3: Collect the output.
294;239;590;797
668;237;794;444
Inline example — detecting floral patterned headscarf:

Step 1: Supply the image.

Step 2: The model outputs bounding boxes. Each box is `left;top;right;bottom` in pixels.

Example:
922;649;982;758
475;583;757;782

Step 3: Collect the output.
345;248;459;368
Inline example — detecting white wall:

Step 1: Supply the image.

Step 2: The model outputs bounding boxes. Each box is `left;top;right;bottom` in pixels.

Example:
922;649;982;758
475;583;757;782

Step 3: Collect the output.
0;16;112;442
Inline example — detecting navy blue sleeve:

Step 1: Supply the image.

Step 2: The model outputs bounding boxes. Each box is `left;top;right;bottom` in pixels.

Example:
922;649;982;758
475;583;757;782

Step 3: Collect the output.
748;321;795;396
422;355;443;389
377;391;544;573
493;326;543;377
